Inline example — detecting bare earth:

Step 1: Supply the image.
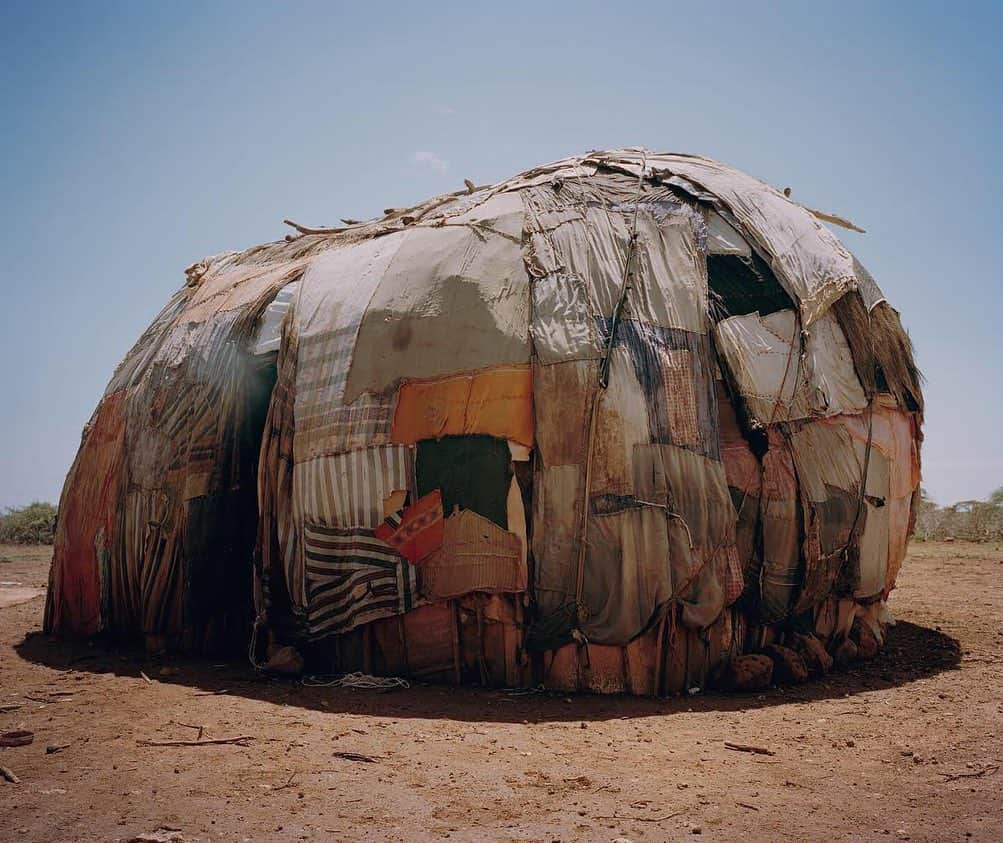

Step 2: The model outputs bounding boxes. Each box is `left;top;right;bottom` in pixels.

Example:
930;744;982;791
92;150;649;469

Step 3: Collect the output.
1;542;1001;842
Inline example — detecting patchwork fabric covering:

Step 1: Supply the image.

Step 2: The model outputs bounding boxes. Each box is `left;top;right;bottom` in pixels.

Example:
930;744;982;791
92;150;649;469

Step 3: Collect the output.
46;149;923;694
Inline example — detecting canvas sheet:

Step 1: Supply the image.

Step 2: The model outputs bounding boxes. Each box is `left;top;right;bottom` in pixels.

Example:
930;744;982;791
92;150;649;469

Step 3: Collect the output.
522;185;708;342
705;210;751;256
293;234;408;462
715;309;866;423
824;399;920;594
856;446;891;599
345;192;531;403
604;152;867;326
603;321;719;459
786;420;861;611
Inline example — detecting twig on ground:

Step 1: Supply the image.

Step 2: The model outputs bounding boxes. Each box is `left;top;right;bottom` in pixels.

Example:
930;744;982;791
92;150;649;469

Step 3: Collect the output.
24;694;71;704
140;671;153;684
593;810;684;823
192;689;229;697
137;736;253;747
171;721;206;741
0;730;34;747
272;772;298;791
938;764;999;782
0;766;21;784
725;741;775;756
736;801;760;811
332;751;380;763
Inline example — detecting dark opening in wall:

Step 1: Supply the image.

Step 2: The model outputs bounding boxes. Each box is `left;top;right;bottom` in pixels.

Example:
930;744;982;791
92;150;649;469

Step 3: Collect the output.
707;252;793;322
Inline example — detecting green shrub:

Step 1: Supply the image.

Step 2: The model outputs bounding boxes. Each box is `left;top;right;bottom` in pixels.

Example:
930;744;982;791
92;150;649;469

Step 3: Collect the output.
0;502;57;545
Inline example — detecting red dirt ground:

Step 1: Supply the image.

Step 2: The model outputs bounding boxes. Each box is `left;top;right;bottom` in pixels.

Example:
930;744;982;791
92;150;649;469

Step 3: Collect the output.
1;541;1001;842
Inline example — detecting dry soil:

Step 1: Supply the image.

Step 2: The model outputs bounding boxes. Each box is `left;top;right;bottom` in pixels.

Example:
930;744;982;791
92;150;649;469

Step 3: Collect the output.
1;541;1001;842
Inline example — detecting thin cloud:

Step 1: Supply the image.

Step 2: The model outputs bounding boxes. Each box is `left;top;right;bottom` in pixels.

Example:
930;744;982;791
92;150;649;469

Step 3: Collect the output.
433;103;456;116
413;150;449;173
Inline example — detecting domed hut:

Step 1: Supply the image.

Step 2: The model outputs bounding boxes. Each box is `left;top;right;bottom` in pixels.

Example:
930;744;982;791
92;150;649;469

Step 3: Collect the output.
45;149;922;693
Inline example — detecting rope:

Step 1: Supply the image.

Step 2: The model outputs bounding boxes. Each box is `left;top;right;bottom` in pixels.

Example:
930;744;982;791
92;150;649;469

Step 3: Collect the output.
301;672;410;690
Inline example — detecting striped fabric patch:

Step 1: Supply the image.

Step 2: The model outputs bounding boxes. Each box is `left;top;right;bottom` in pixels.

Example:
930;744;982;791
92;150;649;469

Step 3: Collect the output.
294;445;415;529
295;325;396;460
303;521;418;638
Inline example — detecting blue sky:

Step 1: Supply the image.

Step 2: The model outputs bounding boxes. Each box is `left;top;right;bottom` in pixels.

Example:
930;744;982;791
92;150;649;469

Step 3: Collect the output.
0;0;1000;508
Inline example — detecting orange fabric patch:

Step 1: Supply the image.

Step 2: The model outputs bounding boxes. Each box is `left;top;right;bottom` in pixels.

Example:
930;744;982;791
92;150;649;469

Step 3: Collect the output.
375;490;444;564
391;366;533;447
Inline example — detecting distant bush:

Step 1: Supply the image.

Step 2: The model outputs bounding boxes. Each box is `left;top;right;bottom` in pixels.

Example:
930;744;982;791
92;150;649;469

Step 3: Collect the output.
914;487;1003;542
0;502;57;545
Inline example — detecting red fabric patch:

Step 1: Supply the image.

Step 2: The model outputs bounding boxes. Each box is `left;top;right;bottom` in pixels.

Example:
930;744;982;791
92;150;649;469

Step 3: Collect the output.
375;490;444;564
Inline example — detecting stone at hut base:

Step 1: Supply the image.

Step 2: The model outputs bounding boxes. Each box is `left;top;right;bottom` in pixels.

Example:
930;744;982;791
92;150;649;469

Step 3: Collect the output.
852;618;880;660
833;637;859;670
795;633;834;677
763;644;809;684
719;654;774;692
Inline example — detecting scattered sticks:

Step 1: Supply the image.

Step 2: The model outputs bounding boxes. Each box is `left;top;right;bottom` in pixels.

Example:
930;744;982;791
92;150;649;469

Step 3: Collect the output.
593;810;684;823
137;736;253;747
0;730;34;748
272;772;298;791
332;751;380;763
171;721;206;741
724;741;776;757
938;764;999;782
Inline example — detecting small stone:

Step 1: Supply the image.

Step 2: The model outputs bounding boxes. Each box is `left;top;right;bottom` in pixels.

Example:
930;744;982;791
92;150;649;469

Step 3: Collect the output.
690;826;702;835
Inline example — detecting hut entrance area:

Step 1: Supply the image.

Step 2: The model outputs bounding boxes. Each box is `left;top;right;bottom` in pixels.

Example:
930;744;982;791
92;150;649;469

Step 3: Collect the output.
44;150;923;695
